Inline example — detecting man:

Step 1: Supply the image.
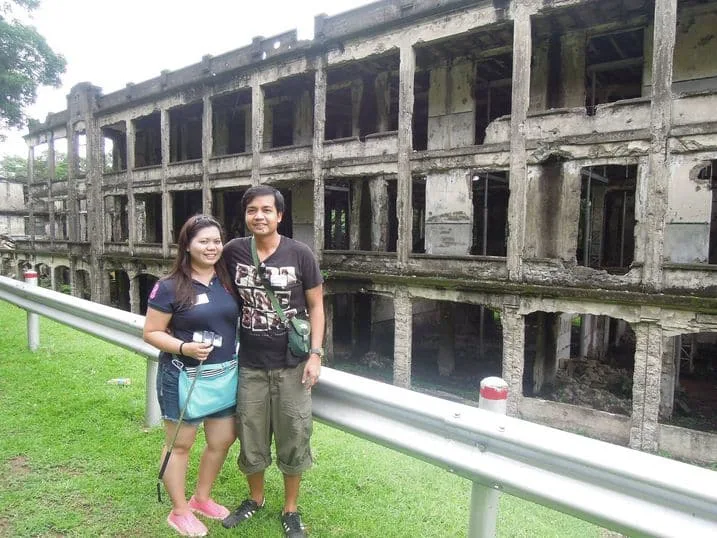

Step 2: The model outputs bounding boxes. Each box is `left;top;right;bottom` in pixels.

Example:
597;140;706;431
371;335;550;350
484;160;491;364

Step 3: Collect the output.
222;185;324;537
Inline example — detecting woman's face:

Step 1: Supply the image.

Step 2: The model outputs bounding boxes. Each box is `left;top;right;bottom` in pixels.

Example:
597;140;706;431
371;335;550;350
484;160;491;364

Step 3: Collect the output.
187;225;223;269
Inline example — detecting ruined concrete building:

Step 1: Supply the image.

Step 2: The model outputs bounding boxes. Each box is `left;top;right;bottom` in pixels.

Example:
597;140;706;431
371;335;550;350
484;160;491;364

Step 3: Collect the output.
3;0;717;463
0;178;26;239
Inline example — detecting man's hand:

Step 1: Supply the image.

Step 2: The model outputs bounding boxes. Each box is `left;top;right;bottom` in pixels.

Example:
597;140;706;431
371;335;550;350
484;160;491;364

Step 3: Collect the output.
302;355;321;389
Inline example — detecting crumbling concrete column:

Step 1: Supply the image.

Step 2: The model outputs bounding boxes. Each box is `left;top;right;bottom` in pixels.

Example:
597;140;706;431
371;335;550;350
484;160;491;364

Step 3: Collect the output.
80;90;105;303
105;197;117;242
642;0;677;290
312;56;327;258
561;31;587;108
501;300;525;416
214;113;229;155
47;135;56;243
349;180;363;250
163;191;174;247
351;79;364;138
251;77;265;186
529;34;549;113
375;72;391;132
560;161;582;261
533;311;559;393
202;93;213;214
160;108;171;257
535;312;570;392
27;145;35;243
294;88;314;146
126;119;136;249
507;5;531;280
65;128;77;242
291;181;315;249
397;43;415;265
393;288;412;389
437;302;455;376
324;295;334;366
244;105;252;154
69;257;77;298
630;319;663;452
659;335;679;420
579;313;598;358
92;266;111;305
128;273;141;314
368;176;389;251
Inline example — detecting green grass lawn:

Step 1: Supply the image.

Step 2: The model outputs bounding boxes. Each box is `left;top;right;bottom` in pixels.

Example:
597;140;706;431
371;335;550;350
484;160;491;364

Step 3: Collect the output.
0;300;609;537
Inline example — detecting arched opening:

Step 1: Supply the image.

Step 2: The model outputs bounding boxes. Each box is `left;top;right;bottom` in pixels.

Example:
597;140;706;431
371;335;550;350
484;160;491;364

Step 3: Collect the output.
34;263;51;289
108;270;130;311
53;265;71;293
138;273;159;315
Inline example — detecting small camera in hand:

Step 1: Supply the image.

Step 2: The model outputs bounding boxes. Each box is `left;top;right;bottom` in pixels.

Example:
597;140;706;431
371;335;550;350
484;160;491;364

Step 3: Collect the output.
192;330;223;348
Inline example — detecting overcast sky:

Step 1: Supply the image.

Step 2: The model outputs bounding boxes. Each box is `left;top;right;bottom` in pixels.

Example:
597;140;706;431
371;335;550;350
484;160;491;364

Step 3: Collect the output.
1;0;373;157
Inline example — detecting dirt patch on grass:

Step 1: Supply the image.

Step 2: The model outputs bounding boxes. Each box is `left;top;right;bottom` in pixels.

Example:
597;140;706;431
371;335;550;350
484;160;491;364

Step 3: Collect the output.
8;455;31;476
0;518;10;536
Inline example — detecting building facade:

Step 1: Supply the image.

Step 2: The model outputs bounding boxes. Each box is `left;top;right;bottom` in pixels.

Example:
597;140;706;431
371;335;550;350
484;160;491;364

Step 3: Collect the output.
3;0;717;463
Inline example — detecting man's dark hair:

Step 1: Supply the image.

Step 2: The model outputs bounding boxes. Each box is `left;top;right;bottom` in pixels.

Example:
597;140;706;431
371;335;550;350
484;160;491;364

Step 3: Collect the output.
241;186;285;214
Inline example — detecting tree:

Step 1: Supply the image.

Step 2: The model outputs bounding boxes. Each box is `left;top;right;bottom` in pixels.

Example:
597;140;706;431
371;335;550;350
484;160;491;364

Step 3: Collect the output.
0;150;69;180
0;1;66;135
0;153;26;178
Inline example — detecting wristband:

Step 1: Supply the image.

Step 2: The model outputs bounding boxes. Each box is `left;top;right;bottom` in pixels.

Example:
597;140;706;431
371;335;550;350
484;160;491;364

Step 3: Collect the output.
179;342;185;356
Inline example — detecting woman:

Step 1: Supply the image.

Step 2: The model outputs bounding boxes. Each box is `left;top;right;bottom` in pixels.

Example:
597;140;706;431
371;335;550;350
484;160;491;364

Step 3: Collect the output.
143;215;239;537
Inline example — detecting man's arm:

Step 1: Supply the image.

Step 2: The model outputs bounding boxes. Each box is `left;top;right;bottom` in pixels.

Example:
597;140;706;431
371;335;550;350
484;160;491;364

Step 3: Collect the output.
302;283;325;388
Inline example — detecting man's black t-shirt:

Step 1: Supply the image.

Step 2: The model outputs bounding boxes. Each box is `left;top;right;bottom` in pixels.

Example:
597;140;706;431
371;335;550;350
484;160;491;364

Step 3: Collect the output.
223;235;323;369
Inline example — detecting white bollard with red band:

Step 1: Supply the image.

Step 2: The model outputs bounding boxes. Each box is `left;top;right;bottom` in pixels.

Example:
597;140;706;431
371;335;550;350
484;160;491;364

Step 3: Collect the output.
478;376;509;414
24;270;40;351
469;376;509;538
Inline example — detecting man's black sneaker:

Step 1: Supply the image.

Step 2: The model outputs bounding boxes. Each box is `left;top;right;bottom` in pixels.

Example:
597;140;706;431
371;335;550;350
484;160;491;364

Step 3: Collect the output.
221;498;265;529
281;511;306;537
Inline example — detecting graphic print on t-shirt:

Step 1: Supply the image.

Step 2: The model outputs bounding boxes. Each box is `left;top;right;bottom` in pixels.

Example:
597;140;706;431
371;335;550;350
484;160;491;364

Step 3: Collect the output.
234;263;298;333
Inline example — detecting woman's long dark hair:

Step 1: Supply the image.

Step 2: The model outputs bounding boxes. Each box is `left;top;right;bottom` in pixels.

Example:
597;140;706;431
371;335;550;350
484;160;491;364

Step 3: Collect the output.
164;214;237;309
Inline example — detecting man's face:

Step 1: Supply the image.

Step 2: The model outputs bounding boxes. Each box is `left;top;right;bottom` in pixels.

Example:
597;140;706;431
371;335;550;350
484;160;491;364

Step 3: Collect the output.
245;194;283;237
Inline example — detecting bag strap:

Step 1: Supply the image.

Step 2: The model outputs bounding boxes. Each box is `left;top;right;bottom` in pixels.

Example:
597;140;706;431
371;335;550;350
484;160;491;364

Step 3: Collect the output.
251;236;303;331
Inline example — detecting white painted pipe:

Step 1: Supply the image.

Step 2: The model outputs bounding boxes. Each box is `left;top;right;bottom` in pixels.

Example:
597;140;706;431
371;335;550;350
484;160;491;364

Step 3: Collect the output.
469;376;509;538
145;359;161;428
24;270;39;351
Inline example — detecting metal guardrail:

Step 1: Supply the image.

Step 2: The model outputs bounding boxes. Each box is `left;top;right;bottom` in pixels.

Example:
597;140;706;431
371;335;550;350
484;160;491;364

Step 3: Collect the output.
0;274;162;426
1;275;716;537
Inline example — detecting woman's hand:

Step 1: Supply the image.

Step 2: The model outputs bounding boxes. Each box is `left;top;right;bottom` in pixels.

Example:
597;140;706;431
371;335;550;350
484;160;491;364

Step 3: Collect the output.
183;342;214;361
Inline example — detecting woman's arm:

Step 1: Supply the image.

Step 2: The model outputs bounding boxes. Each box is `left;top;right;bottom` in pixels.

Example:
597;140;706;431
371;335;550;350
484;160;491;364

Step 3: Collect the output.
143;307;212;361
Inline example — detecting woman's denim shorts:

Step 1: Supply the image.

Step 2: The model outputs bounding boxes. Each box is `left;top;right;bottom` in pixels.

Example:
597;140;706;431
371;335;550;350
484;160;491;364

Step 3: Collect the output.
156;357;235;425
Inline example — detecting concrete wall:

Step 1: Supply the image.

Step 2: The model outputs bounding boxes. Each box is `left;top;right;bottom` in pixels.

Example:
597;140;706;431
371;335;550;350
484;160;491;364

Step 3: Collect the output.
427;59;475;151
664;158;712;263
0;180;26;237
672;7;717;92
1;180;25;211
658;423;717;465
424;169;472;255
289;180;314;250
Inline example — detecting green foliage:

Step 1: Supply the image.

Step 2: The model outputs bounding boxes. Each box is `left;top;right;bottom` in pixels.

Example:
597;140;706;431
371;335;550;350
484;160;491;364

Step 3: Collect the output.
0;150;69;180
0;153;26;178
0;0;66;134
0;301;605;537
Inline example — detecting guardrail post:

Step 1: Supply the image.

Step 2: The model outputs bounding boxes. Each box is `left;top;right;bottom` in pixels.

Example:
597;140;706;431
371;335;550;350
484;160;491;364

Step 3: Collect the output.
145;359;161;428
468;376;508;538
24;271;40;351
